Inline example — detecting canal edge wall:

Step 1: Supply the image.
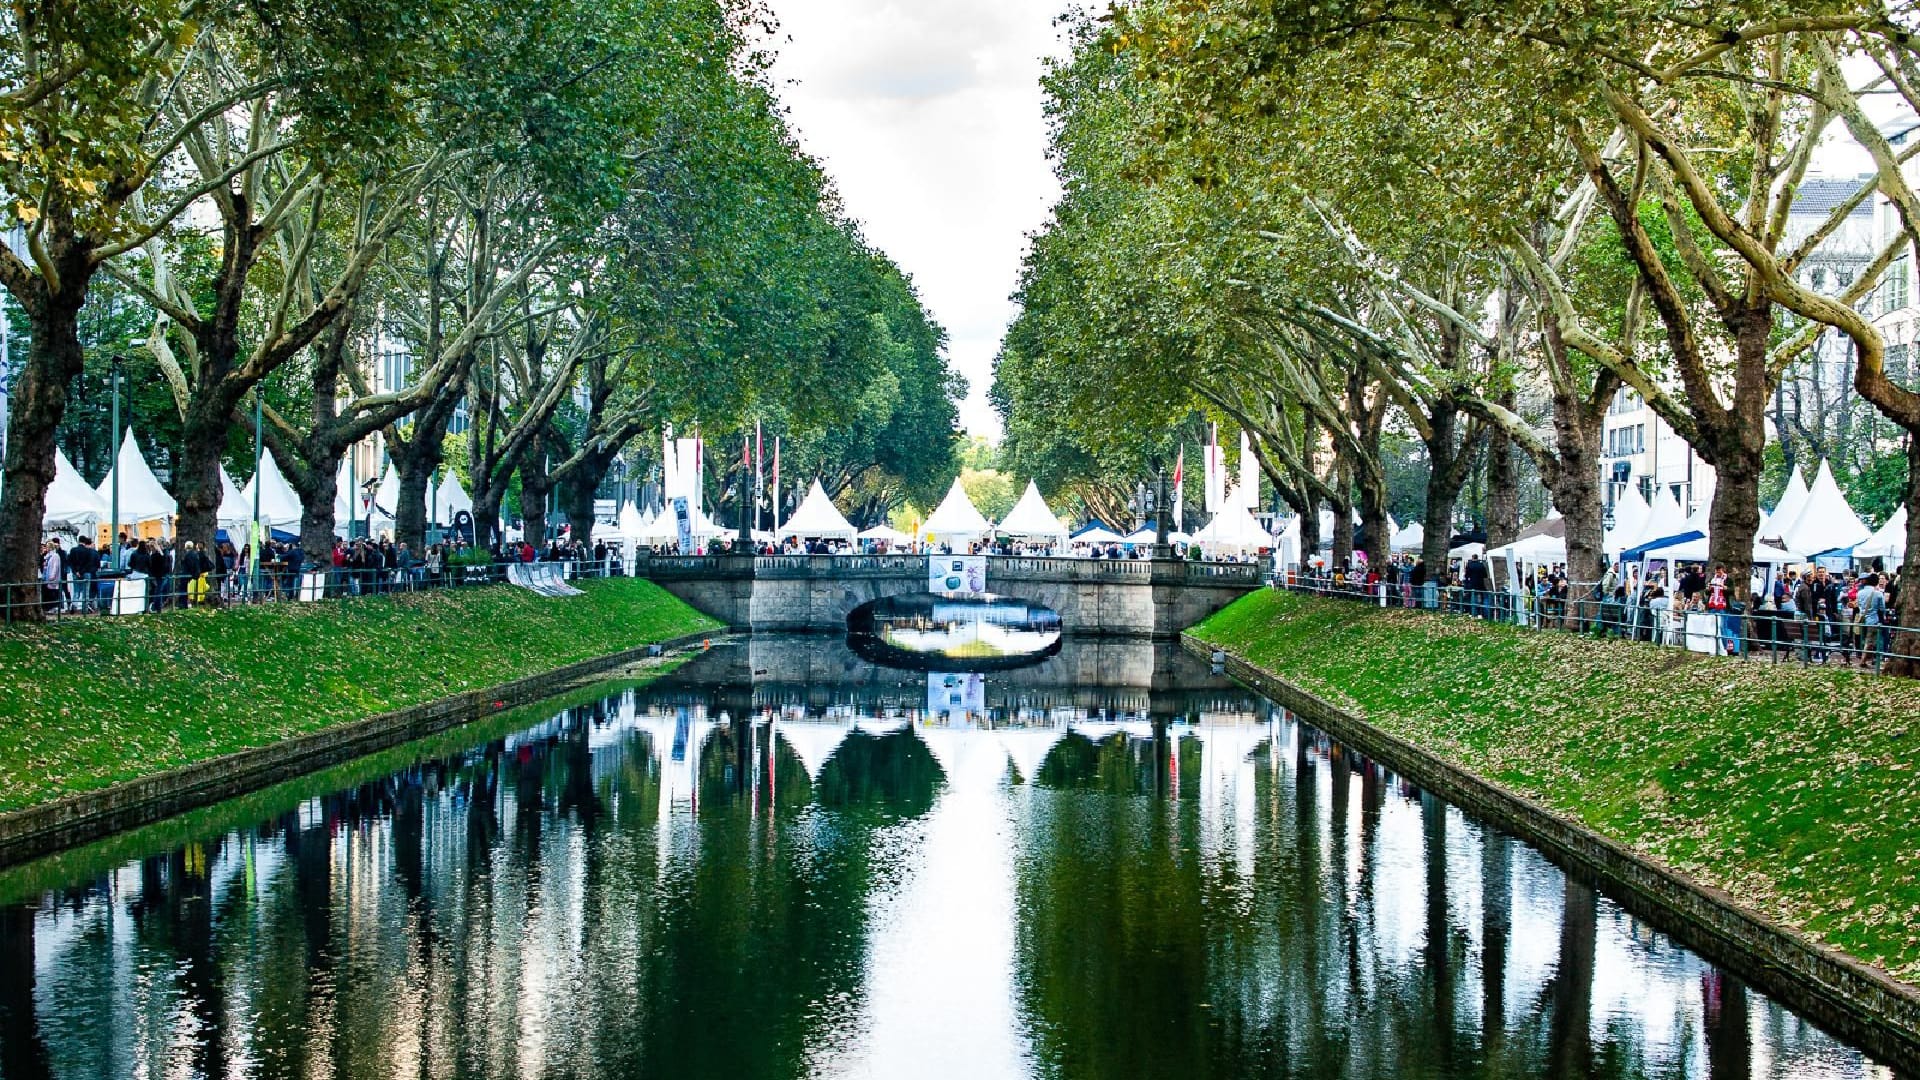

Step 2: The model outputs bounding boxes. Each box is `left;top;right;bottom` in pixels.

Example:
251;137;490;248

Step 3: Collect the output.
0;630;721;871
1182;633;1920;1072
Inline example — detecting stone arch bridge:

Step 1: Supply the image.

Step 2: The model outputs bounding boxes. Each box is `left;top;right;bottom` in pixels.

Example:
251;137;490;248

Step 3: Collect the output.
635;553;1262;639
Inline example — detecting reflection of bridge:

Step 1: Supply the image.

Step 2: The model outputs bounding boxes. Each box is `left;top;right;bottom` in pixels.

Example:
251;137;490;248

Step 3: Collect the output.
636;553;1263;637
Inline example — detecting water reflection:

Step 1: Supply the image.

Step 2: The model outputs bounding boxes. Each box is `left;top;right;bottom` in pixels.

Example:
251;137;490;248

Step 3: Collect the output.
0;639;1894;1079
847;593;1063;670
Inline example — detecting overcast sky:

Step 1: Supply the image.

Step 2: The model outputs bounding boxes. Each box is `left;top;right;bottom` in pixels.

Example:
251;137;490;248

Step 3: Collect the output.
764;0;1072;440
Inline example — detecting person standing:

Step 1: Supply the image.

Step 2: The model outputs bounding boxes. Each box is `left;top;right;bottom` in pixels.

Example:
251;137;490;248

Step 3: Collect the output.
67;535;100;613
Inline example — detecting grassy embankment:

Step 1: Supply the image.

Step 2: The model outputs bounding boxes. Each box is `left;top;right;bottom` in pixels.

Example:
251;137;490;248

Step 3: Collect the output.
1191;589;1920;984
0;578;719;812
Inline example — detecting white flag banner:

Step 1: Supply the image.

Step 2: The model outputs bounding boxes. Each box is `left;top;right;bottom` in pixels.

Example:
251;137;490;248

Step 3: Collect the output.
1238;430;1259;509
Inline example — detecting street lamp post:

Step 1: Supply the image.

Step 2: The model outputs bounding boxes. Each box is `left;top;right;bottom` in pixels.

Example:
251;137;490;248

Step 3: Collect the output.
108;355;121;569
250;389;263;597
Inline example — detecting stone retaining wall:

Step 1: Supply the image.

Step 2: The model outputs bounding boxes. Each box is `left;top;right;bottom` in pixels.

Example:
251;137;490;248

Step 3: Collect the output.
0;630;717;870
1182;634;1920;1072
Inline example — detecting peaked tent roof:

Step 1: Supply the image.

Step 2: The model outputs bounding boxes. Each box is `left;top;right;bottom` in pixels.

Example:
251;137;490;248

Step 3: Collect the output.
44;447;110;527
216;467;253;529
1856;506;1908;562
1192;501;1271;548
239;453;304;528
1627;489;1690;552
777;480;857;539
921;479;992;539
1776;460;1872;556
1605;486;1652;555
858;523;913;544
615;501;649;539
435;471;473;520
1759;467;1811;540
997;480;1068;540
1390;520;1425;552
93;431;176;523
373;465;401;520
1072;526;1126;545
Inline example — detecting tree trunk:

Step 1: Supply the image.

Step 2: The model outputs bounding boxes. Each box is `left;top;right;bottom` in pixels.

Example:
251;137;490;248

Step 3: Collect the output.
1485;401;1520;588
1330;498;1354;570
297;459;341;559
519;449;551;549
1298;491;1321;566
1358;471;1389;572
393;459;434;552
1543;390;1610;589
473;487;505;551
559;449;617;547
1890;436;1920;678
0;292;87;620
172;403;230;559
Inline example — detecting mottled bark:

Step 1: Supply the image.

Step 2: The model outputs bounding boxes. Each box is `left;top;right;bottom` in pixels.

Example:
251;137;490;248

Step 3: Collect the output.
0;286;87;619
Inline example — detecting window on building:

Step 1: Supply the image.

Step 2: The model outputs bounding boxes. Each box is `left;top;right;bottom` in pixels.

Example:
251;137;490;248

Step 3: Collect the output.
1811;268;1827;291
1887;258;1910;315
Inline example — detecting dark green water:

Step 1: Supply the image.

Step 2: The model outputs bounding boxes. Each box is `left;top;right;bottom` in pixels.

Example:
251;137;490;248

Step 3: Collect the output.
0;637;1889;1079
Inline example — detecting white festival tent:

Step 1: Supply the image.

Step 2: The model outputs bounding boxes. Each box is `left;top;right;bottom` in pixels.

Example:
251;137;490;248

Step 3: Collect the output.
1640;534;1794;566
921;479;992;544
1856;506;1908;563
1624;489;1690;553
238;453;304;528
1447;541;1486;558
1191;499;1271;550
1390;520;1425;553
1489;533;1568;566
996;480;1069;544
1758;466;1810;541
778;480;858;540
1604;486;1652;556
94;431;176;524
434;471;473;524
1071;526;1126;546
858;523;914;545
43;448;110;530
332;458;357;526
615;501;651;540
1121;526;1192;545
216;467;252;529
1773;459;1872;557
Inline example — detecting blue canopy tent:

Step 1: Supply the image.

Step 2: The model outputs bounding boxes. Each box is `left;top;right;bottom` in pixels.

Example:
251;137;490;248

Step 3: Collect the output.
1619;530;1704;564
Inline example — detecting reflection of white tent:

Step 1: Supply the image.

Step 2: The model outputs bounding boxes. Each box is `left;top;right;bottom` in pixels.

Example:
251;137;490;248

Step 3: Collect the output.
921;479;992;543
996;729;1065;785
1192;501;1271;550
1759;467;1810;541
94;431;176;523
216;467;252;529
858;523;913;545
1390;520;1425;553
1856;506;1908;563
1775;460;1872;556
44;448;110;528
997;480;1068;544
777;480;857;540
1605;486;1652;555
434;471;473;523
777;721;849;782
239;453;304;528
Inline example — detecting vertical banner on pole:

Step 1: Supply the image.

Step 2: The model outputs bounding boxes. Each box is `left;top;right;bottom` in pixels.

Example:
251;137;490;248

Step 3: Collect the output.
1172;446;1185;531
772;437;782;536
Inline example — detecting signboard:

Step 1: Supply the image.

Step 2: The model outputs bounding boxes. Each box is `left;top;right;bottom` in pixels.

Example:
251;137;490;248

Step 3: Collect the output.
672;496;693;554
927;672;985;721
927;554;986;597
451;510;474;546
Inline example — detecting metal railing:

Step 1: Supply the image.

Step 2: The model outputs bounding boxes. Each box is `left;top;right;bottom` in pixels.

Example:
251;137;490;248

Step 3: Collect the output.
1;557;630;627
1276;575;1919;677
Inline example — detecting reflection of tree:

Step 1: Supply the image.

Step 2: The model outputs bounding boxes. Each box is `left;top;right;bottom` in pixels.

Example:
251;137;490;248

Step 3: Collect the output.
816;730;943;819
1035;732;1168;796
0;903;52;1080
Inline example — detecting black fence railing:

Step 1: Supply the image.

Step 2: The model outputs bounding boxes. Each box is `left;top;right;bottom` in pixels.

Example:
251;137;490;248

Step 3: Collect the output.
1;558;629;627
1277;576;1918;676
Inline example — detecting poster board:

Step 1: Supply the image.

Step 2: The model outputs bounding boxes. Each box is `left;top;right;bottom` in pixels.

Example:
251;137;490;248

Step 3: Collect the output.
927;555;986;597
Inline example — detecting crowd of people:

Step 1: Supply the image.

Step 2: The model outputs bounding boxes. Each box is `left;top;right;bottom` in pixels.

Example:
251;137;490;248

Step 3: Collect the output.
1293;551;1908;666
27;531;624;617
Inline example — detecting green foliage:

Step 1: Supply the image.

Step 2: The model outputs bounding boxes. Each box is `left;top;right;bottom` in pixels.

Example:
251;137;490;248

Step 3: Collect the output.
0;579;717;811
1195;590;1920;981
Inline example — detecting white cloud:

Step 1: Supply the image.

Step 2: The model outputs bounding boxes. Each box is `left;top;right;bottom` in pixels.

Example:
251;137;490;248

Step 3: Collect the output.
765;0;1071;440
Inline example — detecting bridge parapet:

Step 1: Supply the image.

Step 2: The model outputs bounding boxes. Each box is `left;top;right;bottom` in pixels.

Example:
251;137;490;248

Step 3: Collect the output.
631;552;1261;637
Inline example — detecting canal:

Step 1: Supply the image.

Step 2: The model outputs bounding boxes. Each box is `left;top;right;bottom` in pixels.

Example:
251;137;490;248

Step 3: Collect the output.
0;636;1893;1078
